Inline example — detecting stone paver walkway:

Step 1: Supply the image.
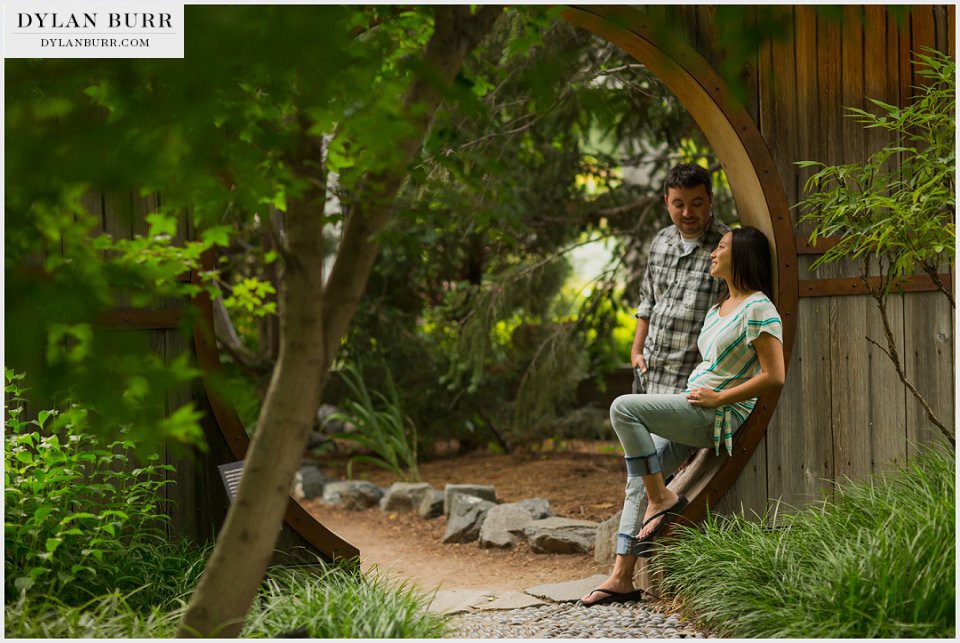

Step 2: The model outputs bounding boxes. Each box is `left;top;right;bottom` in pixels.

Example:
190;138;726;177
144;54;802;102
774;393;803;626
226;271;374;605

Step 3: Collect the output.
429;576;709;639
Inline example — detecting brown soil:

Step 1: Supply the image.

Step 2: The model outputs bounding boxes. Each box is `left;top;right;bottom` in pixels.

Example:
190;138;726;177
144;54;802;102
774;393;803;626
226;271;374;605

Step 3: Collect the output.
304;443;628;593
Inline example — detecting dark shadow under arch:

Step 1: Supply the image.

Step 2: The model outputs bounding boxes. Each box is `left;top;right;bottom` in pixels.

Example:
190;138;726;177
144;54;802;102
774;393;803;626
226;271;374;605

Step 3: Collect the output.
193;7;800;561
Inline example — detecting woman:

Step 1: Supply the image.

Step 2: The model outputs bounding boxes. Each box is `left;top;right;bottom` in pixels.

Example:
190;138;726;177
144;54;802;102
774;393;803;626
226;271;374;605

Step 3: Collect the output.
582;226;786;606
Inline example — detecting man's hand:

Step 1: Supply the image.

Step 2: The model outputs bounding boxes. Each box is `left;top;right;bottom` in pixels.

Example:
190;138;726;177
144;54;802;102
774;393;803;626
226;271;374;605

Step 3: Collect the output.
632;354;647;372
631;317;650;373
686;387;723;408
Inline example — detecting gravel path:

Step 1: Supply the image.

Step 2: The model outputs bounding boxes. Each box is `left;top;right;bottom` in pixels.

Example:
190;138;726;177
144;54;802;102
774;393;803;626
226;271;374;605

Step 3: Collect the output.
446;601;710;639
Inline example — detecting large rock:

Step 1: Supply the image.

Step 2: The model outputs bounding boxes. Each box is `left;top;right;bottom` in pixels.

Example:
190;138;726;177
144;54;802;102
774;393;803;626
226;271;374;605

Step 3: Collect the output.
321;480;383;510
418;489;445;519
594;510;622;566
518;497;553;519
379;482;435;513
523;517;599;554
525;574;610;603
444;484;497;515
291;465;334;500
442;494;495;544
479;503;536;549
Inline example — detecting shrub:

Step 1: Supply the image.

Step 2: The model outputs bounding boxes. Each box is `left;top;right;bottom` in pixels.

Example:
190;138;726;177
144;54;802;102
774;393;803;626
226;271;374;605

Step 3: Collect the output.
330;359;420;482
4;370;178;604
653;445;955;638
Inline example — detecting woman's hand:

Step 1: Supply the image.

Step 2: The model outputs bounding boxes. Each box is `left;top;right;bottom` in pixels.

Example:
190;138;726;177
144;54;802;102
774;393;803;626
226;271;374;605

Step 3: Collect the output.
686;387;723;408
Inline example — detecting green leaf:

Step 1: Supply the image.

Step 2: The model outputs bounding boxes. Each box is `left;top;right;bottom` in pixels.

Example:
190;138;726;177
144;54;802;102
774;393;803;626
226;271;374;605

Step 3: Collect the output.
146;212;178;237
45;538;63;553
201;225;233;248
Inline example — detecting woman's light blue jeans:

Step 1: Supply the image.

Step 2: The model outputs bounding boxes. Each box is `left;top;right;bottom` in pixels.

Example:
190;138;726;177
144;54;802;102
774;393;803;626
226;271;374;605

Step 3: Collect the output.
609;393;738;556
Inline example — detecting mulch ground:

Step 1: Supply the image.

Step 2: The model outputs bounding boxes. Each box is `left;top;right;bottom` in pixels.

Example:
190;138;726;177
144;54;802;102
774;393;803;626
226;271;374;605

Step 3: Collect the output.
312;440;629;523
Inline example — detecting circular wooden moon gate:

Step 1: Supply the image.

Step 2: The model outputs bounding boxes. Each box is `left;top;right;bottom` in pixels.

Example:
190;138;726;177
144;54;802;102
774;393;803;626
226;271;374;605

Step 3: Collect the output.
194;6;799;562
560;6;798;528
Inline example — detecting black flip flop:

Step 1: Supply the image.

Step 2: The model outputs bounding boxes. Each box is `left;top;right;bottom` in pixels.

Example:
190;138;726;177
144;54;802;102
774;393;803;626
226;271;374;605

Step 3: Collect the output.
579;587;646;607
635;494;689;549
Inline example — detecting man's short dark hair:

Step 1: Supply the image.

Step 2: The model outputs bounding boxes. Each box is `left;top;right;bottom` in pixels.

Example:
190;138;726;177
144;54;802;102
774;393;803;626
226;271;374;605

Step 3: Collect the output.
664;163;712;197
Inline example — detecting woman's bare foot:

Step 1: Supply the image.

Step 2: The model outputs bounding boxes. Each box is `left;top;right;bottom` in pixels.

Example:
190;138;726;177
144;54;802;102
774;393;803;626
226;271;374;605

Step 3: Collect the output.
580;576;636;606
580;554;640;605
636;489;681;540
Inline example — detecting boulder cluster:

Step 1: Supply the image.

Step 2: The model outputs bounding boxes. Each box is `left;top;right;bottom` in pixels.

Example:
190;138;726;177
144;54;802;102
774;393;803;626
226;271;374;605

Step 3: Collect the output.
293;464;614;555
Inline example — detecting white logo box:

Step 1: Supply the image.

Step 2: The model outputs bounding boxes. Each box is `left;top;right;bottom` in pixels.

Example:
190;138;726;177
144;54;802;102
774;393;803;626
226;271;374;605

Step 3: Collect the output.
4;0;184;59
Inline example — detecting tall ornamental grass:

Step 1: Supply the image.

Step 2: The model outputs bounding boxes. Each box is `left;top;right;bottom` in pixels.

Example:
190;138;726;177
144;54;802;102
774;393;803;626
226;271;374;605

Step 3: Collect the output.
241;566;447;638
654;445;955;638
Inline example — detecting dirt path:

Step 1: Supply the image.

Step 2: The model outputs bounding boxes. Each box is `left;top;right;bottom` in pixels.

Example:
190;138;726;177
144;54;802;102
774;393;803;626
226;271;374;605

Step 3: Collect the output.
305;446;625;594
310;503;607;594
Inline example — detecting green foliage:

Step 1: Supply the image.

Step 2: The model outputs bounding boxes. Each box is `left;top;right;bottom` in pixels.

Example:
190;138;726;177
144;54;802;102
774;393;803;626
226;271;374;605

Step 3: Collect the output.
4;5;419;449
6;592;185;639
332;19;738;449
330;360;420;482
6;562;446;639
240;565;447;638
797;48;955;288
222;277;277;317
4;371;179;604
654;445;956;638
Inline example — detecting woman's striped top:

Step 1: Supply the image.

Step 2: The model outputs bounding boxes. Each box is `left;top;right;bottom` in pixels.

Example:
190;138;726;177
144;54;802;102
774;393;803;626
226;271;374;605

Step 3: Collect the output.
684;291;783;455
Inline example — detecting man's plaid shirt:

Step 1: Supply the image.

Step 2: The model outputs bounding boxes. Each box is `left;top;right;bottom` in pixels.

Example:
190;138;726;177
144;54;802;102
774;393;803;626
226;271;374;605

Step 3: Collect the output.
635;216;730;394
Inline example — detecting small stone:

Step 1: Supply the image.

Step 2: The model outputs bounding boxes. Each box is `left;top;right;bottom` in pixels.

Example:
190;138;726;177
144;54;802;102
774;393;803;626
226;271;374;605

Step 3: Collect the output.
417;489;445;519
524;517;599;554
479;503;537;549
379;481;434;513
443;494;496;543
291;464;333;500
518;497;554;519
321;480;382;509
444;483;497;515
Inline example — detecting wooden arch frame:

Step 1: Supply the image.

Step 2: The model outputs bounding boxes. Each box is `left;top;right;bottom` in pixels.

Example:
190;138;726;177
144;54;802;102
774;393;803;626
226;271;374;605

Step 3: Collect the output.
562;6;798;525
192;6;799;561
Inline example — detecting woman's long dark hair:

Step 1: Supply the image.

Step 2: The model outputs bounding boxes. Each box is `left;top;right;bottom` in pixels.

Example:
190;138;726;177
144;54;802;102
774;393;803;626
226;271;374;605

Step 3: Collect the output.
722;226;774;302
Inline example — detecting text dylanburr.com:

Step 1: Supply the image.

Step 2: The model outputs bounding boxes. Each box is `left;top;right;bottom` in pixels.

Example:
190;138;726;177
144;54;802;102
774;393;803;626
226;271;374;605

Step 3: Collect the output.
4;1;184;58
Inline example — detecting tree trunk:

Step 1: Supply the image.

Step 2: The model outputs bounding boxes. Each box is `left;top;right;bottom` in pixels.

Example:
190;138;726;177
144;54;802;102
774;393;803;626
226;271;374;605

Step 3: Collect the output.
177;7;502;637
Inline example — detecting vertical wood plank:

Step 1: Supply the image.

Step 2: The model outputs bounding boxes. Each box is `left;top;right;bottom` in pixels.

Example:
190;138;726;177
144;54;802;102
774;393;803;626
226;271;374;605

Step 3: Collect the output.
946;4;957;60
863;9;910;472
740;6;761;126
815;9;847;485
932;5;949;56
764;8;800;210
899;9;914;108
717;437;768;519
865;294;908;469
767;299;836;511
904;292;954;454
773;6;836;505
911;5;937;66
693;6;721;73
102;193;134;307
757;7;804;512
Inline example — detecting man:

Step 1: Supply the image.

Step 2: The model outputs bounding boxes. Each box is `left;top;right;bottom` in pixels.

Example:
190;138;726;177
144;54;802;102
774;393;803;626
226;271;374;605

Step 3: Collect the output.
633;162;729;397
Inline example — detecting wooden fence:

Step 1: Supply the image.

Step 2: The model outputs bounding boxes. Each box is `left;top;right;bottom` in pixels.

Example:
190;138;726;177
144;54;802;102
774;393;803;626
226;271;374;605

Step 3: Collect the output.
588;5;956;516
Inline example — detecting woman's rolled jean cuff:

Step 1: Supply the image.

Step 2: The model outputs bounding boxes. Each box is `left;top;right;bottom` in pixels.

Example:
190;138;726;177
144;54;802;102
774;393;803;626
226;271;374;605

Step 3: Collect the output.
625;453;662;476
616;532;644;556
